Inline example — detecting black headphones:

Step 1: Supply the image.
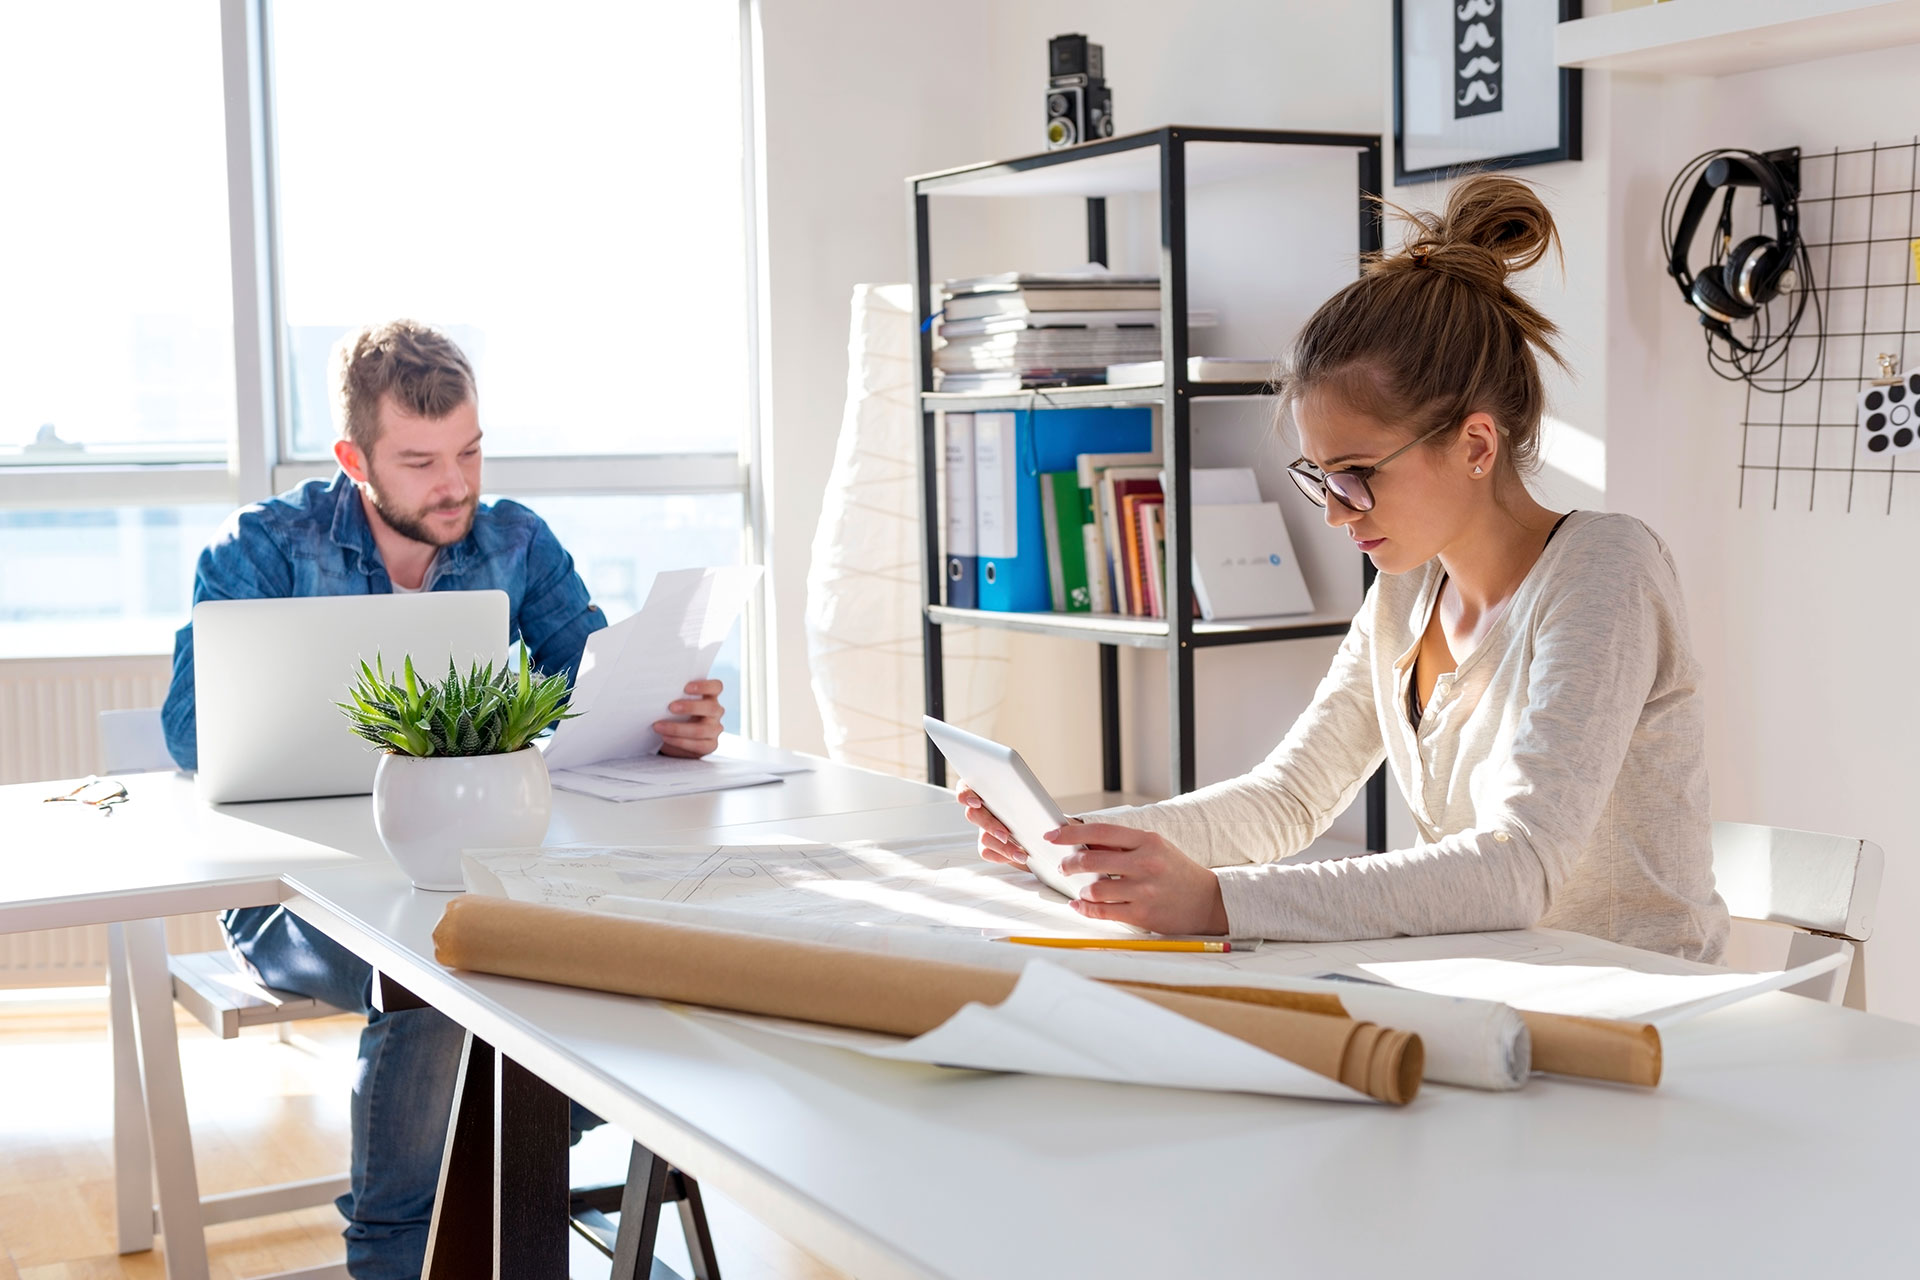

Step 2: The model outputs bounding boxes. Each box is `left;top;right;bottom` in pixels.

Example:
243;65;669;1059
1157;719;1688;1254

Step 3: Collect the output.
1662;148;1819;389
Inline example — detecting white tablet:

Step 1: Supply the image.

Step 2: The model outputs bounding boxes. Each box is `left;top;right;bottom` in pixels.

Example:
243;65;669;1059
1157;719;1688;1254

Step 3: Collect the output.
923;716;1095;900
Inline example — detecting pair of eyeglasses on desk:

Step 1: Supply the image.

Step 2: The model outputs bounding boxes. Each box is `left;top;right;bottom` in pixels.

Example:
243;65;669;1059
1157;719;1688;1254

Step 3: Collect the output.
43;777;130;814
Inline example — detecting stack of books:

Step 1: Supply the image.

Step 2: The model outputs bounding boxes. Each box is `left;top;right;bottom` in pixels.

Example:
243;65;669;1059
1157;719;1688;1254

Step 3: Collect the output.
933;272;1212;394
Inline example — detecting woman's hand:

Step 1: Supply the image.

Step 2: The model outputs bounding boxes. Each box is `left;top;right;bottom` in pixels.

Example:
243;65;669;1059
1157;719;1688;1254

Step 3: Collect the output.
1047;822;1230;936
956;785;1029;868
655;679;725;758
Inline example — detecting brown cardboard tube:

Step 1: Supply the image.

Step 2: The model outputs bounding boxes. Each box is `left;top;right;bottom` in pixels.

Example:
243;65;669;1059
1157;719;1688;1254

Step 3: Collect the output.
1112;981;1348;1019
1522;1011;1663;1087
1124;980;1658;1090
433;897;1422;1105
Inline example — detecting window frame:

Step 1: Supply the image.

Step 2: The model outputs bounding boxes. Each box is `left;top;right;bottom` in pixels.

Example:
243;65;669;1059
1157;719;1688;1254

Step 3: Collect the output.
3;0;769;737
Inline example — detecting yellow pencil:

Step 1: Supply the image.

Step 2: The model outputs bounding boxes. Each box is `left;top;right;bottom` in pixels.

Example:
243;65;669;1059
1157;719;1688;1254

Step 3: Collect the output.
996;936;1231;953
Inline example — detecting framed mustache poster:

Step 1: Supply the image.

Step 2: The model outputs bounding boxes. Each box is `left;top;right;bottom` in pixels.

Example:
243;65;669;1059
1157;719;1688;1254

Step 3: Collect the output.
1393;0;1582;184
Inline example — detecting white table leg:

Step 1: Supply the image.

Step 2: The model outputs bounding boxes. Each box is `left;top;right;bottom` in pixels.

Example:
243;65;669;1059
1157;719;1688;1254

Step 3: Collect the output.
125;916;210;1280
108;922;157;1255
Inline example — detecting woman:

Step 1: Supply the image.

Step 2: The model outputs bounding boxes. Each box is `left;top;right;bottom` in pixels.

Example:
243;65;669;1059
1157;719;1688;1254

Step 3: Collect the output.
959;174;1728;962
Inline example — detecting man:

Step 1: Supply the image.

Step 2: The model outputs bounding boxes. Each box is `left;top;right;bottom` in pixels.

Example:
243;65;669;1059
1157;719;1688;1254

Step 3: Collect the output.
161;320;725;1280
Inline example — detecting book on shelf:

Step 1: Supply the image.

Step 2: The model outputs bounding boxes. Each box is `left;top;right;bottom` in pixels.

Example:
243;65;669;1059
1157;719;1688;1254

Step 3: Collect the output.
1105;356;1280;385
943;270;1161;295
1189;502;1315;620
1076;449;1159;615
1039;471;1092;613
940;309;1220;338
943;413;978;608
945;289;1165;321
1120;491;1165;619
1141;502;1165;620
932;372;1104;395
938;309;1162;337
935;328;1166;377
1101;467;1162;617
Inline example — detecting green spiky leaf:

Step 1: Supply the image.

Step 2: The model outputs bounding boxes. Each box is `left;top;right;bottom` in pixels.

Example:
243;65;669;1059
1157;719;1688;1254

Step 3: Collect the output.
339;649;580;759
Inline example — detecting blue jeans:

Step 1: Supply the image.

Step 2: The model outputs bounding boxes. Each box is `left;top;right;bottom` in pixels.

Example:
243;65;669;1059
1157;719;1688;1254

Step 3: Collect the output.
224;904;600;1280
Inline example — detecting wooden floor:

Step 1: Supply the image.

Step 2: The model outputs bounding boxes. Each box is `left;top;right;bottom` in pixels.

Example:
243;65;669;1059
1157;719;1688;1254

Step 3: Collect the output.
0;992;843;1280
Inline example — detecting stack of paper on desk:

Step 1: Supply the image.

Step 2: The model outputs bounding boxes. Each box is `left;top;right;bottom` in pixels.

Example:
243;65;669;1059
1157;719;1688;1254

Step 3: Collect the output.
549;755;784;802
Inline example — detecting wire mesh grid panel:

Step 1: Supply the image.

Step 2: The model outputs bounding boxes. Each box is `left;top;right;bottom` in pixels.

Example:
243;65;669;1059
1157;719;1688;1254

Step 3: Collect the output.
1740;137;1920;513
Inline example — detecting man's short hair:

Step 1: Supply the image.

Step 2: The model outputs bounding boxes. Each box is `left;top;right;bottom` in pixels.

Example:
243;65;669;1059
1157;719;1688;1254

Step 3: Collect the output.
330;320;476;455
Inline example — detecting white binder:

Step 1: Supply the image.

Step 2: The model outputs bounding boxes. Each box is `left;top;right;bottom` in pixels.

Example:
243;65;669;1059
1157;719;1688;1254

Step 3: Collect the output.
1188;502;1315;620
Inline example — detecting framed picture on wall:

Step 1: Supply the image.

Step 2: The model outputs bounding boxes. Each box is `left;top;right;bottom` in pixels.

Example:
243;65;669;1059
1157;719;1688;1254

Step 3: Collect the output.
1393;0;1582;184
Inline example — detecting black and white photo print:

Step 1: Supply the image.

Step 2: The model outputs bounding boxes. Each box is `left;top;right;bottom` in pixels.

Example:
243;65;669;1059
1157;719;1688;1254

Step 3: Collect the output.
1394;0;1581;183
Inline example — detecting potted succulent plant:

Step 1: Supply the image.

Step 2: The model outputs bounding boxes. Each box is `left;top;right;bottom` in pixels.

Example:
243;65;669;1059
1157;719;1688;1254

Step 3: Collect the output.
339;650;576;890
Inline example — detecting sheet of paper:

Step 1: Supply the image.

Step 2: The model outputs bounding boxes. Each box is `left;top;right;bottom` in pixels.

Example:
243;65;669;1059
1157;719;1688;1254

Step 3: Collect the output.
561;755;783;801
542;566;762;771
690;960;1371;1102
461;837;1138;937
549;758;782;803
1344;948;1849;1024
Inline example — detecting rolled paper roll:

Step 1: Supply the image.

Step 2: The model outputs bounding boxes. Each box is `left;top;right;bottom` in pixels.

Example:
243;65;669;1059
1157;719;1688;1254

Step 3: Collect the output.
433;896;1423;1105
1522;1011;1663;1088
595;895;1527;1090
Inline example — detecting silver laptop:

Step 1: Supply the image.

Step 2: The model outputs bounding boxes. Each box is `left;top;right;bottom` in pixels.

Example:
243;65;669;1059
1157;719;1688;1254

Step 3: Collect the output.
193;591;510;804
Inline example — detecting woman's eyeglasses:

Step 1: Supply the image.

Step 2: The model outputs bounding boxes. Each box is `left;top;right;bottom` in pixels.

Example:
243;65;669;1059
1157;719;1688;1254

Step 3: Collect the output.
1287;421;1456;513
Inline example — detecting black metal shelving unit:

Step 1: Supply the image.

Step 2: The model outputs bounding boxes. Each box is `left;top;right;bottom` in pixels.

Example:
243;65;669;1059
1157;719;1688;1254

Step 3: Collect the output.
911;125;1388;848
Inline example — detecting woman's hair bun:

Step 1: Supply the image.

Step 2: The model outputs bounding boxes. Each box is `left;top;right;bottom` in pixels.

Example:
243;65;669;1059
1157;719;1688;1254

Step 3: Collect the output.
1385;172;1560;281
1289;171;1566;481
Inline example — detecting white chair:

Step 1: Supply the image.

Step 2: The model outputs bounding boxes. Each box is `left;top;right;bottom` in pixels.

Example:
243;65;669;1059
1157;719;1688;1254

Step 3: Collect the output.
98;708;350;1279
1711;820;1883;1011
98;706;177;775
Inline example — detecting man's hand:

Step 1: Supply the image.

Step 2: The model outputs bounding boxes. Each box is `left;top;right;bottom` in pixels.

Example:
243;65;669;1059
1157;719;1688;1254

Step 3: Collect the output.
1047;822;1230;936
655;679;725;758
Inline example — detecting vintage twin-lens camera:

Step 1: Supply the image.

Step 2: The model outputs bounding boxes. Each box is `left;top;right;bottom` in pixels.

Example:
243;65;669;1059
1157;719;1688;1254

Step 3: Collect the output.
1045;33;1112;150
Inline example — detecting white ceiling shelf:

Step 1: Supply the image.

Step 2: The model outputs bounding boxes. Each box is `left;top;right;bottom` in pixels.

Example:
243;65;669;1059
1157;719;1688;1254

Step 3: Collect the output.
1556;0;1920;76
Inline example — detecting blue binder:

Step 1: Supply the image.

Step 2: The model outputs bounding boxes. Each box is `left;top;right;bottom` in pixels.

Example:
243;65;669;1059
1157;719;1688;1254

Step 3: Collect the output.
977;407;1152;612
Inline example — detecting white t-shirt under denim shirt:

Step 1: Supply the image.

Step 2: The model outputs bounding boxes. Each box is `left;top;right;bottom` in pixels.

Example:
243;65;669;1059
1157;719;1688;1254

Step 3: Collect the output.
1091;511;1730;961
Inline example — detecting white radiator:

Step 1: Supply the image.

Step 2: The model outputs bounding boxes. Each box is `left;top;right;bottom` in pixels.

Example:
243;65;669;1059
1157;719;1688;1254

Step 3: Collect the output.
1;655;228;987
0;654;174;785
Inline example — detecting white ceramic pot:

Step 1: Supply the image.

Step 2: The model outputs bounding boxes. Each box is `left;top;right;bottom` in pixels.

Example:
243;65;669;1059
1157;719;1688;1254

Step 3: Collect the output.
371;748;553;891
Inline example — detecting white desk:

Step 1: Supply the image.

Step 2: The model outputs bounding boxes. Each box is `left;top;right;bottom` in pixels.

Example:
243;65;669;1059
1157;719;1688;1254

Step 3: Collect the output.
0;750;951;1280
10;766;1920;1278
275;807;1920;1280
0;756;948;934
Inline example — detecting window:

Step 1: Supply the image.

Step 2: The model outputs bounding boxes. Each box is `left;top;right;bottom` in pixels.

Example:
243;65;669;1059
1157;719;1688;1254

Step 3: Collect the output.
270;0;751;459
528;493;747;732
0;3;234;465
0;506;230;658
0;2;763;721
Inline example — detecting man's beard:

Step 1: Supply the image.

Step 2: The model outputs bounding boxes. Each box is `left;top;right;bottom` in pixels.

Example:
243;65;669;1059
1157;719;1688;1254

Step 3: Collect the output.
365;478;478;548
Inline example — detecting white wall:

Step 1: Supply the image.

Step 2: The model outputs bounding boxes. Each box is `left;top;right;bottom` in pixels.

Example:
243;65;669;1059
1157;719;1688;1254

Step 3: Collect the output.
1598;49;1920;1022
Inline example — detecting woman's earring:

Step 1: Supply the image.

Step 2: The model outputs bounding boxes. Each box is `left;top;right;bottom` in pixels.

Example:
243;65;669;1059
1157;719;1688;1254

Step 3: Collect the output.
1472;465;1484;476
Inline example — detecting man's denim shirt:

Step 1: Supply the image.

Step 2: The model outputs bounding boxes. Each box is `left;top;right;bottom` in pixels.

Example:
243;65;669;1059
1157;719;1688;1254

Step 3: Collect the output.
161;472;605;769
